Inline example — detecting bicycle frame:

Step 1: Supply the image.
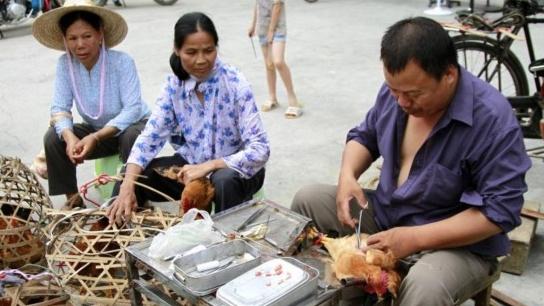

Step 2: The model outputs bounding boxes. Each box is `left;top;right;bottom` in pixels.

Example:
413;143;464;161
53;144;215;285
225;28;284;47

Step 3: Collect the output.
522;16;544;91
449;8;544;138
492;14;544;91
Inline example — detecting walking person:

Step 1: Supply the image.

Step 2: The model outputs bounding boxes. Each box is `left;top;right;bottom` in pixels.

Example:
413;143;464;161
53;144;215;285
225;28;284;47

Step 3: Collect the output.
248;0;302;118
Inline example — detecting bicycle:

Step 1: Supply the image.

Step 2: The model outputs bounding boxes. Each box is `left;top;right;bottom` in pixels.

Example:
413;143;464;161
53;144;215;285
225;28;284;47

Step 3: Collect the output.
445;0;544;138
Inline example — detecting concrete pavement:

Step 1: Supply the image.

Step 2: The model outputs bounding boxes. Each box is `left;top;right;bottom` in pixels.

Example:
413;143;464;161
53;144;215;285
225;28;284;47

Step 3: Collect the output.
1;0;543;305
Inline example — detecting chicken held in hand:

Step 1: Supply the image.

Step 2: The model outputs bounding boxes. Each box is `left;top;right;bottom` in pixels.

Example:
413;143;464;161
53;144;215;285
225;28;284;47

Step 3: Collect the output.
320;234;401;298
154;166;215;214
180;177;215;213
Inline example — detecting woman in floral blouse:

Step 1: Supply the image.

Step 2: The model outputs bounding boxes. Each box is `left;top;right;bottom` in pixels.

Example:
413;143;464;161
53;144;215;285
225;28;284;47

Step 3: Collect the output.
107;12;270;223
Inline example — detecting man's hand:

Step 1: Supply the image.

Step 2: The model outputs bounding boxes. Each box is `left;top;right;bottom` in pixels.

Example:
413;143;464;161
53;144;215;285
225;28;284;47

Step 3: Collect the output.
106;184;137;224
248;25;255;37
365;226;420;259
336;177;367;229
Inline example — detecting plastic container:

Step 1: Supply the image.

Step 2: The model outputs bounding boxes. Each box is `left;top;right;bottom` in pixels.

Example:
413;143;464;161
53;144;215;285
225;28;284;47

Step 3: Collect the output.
216;257;319;306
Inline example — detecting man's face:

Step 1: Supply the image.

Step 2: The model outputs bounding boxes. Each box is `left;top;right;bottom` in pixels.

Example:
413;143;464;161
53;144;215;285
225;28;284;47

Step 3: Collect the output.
383;60;457;117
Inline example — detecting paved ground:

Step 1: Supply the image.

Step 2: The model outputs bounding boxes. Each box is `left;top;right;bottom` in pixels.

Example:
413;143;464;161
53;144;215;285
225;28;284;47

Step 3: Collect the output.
1;0;543;305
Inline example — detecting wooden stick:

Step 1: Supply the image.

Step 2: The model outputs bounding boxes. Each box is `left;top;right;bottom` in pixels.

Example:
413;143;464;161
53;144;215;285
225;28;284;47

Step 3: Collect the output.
521;208;544;220
491;288;527;306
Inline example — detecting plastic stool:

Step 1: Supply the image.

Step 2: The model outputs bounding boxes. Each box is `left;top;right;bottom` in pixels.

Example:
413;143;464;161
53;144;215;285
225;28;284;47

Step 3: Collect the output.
94;155;123;199
252;187;265;201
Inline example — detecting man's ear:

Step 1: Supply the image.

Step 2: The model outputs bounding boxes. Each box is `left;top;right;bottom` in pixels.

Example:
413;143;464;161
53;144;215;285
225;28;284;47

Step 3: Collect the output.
445;65;458;85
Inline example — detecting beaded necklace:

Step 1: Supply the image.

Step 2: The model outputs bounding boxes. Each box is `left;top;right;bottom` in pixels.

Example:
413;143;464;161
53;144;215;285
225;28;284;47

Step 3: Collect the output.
64;38;107;120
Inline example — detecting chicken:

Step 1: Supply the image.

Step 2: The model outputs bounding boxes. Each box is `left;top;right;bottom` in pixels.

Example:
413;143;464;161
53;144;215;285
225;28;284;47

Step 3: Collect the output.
180;178;215;213
0;218;43;267
321;233;368;262
72;217;118;277
154;165;215;214
320;234;401;298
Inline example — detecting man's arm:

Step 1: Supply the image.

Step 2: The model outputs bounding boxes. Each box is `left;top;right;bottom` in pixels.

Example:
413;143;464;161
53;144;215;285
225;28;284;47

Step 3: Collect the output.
414;208;501;249
339;140;374;180
336;140;374;228
366;208;501;258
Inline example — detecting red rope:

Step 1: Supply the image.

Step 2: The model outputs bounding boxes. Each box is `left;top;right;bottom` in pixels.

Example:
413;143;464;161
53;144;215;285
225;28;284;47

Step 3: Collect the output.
79;174;116;207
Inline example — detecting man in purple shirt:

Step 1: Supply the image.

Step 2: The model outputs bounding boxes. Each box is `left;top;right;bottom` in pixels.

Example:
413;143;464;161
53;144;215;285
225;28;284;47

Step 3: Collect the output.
292;17;531;305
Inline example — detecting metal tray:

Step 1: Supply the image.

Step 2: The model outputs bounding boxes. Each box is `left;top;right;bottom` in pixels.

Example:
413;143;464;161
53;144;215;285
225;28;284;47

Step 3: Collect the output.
212;200;312;255
216;257;319;306
172;239;262;295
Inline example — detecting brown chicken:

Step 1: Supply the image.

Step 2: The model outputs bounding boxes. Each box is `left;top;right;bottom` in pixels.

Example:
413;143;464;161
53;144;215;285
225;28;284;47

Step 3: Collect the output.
320;234;401;298
180;178;215;213
154;166;215;214
0;218;43;267
72;217;118;277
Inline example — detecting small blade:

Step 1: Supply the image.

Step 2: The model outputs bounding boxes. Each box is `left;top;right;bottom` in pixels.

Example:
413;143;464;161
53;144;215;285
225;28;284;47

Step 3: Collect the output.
250;37;258;59
356;209;363;249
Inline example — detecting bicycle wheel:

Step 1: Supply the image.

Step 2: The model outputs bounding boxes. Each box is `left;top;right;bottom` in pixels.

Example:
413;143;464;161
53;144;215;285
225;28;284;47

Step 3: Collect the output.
51;0;64;9
93;0;107;6
453;36;529;96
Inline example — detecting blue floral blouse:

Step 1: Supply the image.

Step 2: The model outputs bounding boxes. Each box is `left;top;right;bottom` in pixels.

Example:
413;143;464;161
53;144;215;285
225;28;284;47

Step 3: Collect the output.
127;58;270;178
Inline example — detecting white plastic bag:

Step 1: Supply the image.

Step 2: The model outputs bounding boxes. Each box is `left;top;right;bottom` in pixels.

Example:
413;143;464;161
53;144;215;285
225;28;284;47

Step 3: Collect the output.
148;208;224;259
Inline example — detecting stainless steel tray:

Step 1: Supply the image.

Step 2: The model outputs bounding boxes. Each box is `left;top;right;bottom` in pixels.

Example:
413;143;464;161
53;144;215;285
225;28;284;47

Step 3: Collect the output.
172;239;261;295
212;200;312;255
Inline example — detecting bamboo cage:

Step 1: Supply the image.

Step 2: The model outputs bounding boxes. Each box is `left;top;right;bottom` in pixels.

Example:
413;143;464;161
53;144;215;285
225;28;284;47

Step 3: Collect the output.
0;155;52;269
44;208;182;305
0;265;68;306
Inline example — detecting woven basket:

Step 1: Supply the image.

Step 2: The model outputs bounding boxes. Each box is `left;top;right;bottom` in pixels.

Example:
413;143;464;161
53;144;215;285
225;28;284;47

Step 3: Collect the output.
44;208;181;305
0;155;52;269
0;265;68;306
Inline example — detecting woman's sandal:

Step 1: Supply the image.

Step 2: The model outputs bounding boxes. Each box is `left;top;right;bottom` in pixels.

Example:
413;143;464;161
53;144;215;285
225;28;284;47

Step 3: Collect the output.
261;100;279;112
284;106;303;119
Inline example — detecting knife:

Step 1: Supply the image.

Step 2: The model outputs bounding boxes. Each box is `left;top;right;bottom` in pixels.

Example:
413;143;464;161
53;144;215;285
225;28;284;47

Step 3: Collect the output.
356;209;363;249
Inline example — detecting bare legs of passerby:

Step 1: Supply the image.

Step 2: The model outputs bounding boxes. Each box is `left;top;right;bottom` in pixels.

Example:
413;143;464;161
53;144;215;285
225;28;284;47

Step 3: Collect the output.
261;41;302;118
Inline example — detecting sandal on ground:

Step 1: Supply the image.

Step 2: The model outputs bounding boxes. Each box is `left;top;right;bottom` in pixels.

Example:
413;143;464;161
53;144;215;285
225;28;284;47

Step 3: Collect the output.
284;106;303;119
261;100;279;112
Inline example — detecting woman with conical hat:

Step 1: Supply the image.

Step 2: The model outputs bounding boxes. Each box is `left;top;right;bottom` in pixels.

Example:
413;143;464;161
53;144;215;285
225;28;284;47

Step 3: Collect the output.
32;0;150;208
